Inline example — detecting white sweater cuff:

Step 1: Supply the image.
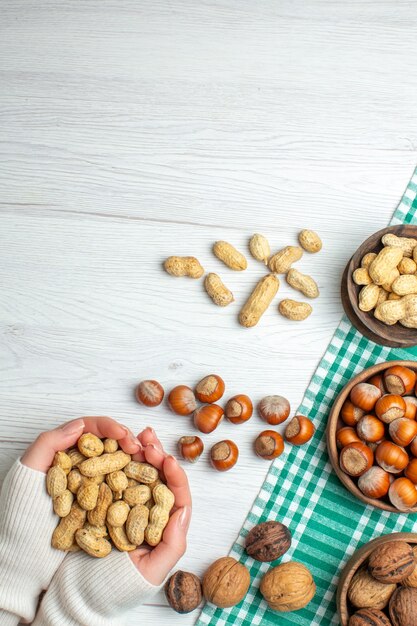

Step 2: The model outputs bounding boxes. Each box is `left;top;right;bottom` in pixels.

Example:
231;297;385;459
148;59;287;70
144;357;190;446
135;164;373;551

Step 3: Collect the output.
0;459;65;622
33;551;162;625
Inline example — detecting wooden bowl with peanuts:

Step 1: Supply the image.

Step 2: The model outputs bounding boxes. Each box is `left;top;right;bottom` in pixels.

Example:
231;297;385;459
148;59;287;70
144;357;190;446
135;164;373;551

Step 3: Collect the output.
342;225;417;347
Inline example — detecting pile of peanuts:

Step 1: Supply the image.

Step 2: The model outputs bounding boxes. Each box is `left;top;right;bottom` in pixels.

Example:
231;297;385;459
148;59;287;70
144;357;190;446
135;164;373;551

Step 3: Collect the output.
163;229;322;326
353;232;417;327
337;364;417;512
136;376;315;471
47;434;173;558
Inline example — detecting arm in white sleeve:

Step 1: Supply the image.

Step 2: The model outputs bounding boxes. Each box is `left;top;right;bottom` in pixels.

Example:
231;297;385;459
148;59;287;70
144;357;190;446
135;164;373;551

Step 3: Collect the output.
0;459;66;624
32;551;163;626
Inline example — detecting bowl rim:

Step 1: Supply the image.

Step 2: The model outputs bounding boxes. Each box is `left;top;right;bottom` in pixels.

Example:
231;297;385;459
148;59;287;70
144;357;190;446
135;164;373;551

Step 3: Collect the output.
326;359;417;513
337;531;417;625
343;224;417;348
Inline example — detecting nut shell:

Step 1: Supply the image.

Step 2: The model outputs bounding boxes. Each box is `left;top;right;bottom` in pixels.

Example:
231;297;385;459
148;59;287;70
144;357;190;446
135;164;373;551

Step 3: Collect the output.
165;571;202;614
202;557;250;608
349;608;392;626
368;541;416;584
389;586;417;626
245;521;291;562
348;567;396;609
260;561;315;612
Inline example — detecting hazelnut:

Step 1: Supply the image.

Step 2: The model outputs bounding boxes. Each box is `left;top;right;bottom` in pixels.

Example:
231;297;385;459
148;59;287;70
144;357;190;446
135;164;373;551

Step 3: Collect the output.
349;608;392;626
284;415;315;445
135;380;164;407
405;458;417;484
245;521;291;562
389;418;417;447
168;385;197;416
375;441;409;474
260;561;316;612
339;441;374;477
388;477;417;511
384;365;416;396
178;436;204;463
210;440;239;471
404;395;417;420
164;570;202;614
193;404;224;434
356;415;385;444
358;467;392;500
202;557;250;608
195;374;225;404
341;400;366;426
368;541;415;584
336;427;361;449
389;586;417;626
350;383;382;412
375;395;406;424
254;430;284;460
368;374;387;395
225;395;253;424
258;395;290;425
348;567;396;609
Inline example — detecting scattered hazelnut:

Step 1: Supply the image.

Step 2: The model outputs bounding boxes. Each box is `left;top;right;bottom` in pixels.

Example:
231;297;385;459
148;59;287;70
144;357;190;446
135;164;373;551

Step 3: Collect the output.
356;415;385;444
193;404;224;434
284;415;315;445
348;567;396;609
225;395;253;424
202;557;250;608
358;467;392;500
260;561;316;612
178;436;204;463
210;440;239;472
375;395;406;424
375;441;409;474
195;374;225;404
368;541;416;584
339;442;374;477
258;395;290;425
135;380;164;407
254;430;284;460
389;586;417;626
168;385;197;416
388;477;417;511
245;521;291;562
164;570;202;614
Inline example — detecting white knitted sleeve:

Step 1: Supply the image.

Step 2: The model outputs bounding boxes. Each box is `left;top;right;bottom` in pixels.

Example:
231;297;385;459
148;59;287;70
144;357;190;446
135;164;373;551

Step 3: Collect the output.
0;459;66;624
32;551;163;625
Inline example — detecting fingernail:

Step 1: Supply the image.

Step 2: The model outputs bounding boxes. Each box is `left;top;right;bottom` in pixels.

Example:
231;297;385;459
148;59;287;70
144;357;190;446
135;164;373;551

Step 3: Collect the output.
167;454;177;464
60;419;85;435
129;432;141;448
178;506;191;529
145;426;155;434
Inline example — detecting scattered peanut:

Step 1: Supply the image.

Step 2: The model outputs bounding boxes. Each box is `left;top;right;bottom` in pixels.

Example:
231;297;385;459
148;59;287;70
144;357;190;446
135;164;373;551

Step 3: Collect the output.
123;484;152;507
126;504;149;545
238;275;279;327
75;528;112;558
374;294;417;325
286;268;319;299
361;252;377;269
67;469;83;494
46;466;67;498
368;247;404;285
88;482;113;527
392;274;417;296
278;299;312;321
77;481;100;511
79;451;131;478
106;470;129;493
52;503;86;551
53;490;74;517
249;234;270;264
103;438;119;454
106;501;130;527
268;246;303;274
124;461;159;484
107;524;136;552
78;433;104;458
52;451;72;475
298;230;322;253
164;256;204;279
381;268;400;292
398;257;417;275
213;241;247;271
204;273;234;307
145;484;175;546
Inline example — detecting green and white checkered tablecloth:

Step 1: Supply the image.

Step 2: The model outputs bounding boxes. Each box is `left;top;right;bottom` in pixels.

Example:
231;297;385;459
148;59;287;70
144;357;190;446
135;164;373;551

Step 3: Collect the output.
197;167;417;626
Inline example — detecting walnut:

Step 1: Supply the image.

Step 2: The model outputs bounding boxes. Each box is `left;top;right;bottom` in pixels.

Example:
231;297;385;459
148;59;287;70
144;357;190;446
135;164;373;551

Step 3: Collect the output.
202;557;250;608
348;567;396;610
260;561;315;612
245;521;291;562
368;541;415;584
349;608;392;625
389;586;417;626
403;546;417;588
164;570;202;614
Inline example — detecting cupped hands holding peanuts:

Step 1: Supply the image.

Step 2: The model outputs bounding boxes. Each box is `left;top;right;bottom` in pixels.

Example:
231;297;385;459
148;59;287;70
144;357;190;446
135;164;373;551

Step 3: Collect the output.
0;416;191;625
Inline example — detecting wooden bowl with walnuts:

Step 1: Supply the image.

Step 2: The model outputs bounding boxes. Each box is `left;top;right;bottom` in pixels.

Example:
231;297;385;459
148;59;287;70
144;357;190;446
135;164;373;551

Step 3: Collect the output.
327;360;417;514
342;224;417;348
337;532;417;626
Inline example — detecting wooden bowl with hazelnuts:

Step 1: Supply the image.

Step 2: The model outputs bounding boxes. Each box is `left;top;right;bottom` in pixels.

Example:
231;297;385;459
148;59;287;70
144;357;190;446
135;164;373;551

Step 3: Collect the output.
327;360;417;514
342;224;417;348
337;532;417;625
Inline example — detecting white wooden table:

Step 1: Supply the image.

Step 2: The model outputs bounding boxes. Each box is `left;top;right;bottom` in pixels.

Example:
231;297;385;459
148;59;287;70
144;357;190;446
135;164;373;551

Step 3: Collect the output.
1;1;417;623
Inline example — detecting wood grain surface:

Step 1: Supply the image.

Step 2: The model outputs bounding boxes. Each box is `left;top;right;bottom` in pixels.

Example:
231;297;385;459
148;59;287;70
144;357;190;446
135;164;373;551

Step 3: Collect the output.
1;1;417;624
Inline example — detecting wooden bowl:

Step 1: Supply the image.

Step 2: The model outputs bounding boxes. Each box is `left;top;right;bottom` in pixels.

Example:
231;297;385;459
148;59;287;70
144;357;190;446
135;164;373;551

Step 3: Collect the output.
342;224;417;348
327;359;417;513
337;531;417;625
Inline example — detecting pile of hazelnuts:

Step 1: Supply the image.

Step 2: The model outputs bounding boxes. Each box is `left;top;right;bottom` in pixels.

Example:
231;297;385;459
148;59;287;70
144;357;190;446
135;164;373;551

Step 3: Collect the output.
337;364;417;511
135;375;315;471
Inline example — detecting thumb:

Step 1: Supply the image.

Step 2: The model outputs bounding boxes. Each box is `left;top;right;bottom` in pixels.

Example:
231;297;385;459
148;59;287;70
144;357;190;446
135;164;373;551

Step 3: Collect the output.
21;418;85;472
